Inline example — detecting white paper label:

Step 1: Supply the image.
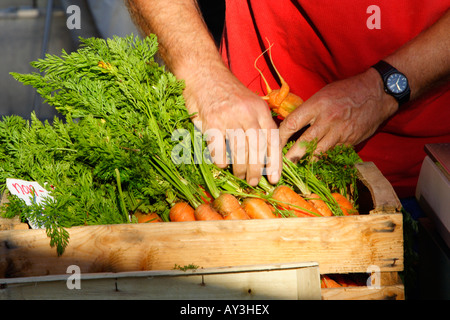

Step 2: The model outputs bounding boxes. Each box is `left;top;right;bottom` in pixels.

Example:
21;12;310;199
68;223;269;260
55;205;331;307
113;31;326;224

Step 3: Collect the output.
6;178;54;228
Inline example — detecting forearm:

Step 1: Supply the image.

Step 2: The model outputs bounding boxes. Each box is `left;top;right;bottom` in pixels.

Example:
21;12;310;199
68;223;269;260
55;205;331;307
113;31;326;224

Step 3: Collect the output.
384;9;450;101
125;0;229;88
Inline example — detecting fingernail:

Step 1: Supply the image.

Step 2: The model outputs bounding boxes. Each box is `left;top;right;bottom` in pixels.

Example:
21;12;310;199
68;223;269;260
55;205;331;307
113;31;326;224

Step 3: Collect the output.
249;177;259;186
270;171;280;184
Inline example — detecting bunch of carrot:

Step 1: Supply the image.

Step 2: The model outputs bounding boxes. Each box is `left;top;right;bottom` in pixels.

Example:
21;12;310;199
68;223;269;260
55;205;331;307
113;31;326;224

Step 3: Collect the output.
167;194;275;222
136;179;357;223
168;193;283;222
136;136;358;223
135;132;358;223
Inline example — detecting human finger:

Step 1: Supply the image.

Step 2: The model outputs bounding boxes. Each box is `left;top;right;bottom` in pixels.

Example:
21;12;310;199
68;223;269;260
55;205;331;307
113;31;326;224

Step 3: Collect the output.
227;128;248;180
265;126;282;185
284;123;327;163
313;132;341;156
278;106;314;149
204;127;228;169
245;127;267;186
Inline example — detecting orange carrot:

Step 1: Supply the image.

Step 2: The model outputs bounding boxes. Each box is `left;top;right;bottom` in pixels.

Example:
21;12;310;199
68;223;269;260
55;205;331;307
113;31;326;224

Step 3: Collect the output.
331;192;358;215
272;185;322;217
134;211;163;223
321;275;342;288
169;201;196;222
264;87;304;119
254;39;303;119
199;186;213;204
242;198;278;219
194;203;224;221
308;193;333;217
212;193;250;220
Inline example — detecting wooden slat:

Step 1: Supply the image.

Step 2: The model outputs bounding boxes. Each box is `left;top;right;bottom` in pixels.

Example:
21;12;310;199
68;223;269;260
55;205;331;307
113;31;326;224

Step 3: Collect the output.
0;214;403;279
0;262;321;300
321;285;405;300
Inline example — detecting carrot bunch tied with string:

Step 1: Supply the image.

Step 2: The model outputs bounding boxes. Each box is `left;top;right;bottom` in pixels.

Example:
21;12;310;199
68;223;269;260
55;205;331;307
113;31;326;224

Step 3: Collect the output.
254;39;304;119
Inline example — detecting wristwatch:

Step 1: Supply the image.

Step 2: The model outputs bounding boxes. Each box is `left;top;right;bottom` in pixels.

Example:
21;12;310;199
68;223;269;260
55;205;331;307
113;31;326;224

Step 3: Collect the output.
371;60;411;106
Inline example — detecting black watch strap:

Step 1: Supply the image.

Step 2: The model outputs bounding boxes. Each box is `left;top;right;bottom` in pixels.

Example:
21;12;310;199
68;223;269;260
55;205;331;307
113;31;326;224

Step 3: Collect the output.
372;60;411;106
372;60;394;76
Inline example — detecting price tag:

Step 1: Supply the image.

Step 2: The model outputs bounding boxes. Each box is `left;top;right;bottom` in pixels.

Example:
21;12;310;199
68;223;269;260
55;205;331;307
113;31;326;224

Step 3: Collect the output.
6;178;54;229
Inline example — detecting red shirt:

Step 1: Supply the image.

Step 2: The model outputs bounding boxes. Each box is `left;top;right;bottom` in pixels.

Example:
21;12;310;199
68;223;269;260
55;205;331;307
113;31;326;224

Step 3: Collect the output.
220;0;450;198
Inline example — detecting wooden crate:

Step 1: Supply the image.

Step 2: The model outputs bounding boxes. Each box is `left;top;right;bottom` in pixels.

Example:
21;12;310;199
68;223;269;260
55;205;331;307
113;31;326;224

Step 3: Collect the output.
0;162;404;300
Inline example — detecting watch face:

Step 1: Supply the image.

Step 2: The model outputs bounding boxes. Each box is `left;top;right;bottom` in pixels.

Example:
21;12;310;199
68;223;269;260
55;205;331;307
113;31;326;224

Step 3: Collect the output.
386;73;408;94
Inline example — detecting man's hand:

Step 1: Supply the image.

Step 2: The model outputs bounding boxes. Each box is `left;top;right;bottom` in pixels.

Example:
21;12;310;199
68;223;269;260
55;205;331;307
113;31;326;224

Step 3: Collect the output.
185;67;281;186
279;68;398;162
